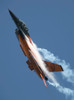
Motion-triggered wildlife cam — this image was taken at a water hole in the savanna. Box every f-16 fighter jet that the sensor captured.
[9,10,63,87]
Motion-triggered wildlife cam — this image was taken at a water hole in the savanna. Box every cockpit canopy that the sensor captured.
[18,20,30,36]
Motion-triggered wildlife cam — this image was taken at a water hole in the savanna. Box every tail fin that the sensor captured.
[44,61,63,72]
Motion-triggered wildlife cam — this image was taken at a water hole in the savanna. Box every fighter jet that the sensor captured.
[9,10,63,87]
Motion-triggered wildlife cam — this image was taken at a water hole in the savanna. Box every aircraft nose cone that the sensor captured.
[8,9,13,16]
[8,9,20,27]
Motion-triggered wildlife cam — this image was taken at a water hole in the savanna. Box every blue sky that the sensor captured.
[0,0,74,100]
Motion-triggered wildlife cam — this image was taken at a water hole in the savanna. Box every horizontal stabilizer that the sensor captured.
[44,61,63,72]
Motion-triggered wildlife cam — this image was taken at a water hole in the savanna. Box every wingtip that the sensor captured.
[60,65,64,71]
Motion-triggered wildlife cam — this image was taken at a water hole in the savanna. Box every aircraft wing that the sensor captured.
[44,61,63,72]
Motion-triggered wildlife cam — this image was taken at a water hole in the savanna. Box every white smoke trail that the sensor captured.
[38,48,74,99]
[38,48,74,84]
[47,81,74,98]
[25,35,74,99]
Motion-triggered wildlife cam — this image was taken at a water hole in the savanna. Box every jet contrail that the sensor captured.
[38,48,74,99]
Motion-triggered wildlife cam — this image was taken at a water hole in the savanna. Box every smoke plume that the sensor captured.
[38,48,74,84]
[25,35,74,99]
[38,48,74,99]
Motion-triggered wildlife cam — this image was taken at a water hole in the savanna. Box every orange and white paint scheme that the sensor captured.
[9,10,63,87]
